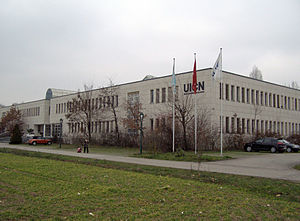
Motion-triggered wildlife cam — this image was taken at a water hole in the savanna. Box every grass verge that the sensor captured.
[132,151,232,162]
[295,164,300,170]
[0,147,300,220]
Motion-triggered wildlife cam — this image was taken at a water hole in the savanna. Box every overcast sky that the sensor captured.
[1,0,299,106]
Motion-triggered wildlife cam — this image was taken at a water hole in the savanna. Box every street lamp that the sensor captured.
[59,118,63,148]
[139,112,144,154]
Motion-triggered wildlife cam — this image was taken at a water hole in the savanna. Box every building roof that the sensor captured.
[45,88,76,100]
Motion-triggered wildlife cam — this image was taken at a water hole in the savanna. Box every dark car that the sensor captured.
[244,137,286,153]
[278,139,299,153]
[27,136,52,145]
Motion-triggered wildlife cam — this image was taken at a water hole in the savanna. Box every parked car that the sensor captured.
[244,137,286,153]
[278,139,299,153]
[27,136,52,145]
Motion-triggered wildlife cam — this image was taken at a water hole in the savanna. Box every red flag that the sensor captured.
[192,58,197,94]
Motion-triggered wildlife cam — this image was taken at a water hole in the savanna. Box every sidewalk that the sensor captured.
[1,143,300,182]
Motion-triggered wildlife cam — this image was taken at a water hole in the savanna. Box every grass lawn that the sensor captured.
[132,151,232,162]
[295,164,300,170]
[0,148,300,220]
[24,143,233,162]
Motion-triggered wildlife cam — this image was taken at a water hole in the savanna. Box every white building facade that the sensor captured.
[1,68,300,141]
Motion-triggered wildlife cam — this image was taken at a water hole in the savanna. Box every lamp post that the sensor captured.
[139,112,144,154]
[59,118,63,148]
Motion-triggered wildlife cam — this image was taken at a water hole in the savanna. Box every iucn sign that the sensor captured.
[183,81,205,95]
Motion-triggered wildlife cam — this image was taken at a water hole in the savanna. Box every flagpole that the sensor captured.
[194,53,197,154]
[172,58,175,153]
[220,48,223,156]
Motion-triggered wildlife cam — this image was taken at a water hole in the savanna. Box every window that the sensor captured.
[242,118,245,134]
[251,89,254,104]
[111,121,114,132]
[269,93,272,107]
[111,96,114,107]
[236,87,240,102]
[225,117,229,133]
[107,97,111,108]
[99,97,102,109]
[288,97,291,110]
[252,120,255,134]
[116,95,118,107]
[284,96,287,109]
[162,88,166,103]
[237,118,241,133]
[106,121,109,133]
[156,118,160,129]
[150,119,154,131]
[261,92,264,105]
[277,95,280,108]
[256,91,259,105]
[231,117,235,133]
[225,84,229,100]
[247,119,250,134]
[246,88,250,103]
[219,83,224,100]
[168,87,173,102]
[156,89,160,103]
[273,94,276,107]
[150,90,154,103]
[265,93,268,106]
[241,87,245,103]
[231,85,235,101]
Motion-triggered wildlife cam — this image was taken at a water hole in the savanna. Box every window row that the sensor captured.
[68,121,115,134]
[223,116,300,136]
[56,95,119,114]
[21,107,40,117]
[219,83,300,111]
[150,86,178,104]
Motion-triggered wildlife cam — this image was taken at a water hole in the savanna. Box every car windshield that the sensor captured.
[278,139,290,144]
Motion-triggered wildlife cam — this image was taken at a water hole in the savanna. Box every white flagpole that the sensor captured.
[220,48,223,156]
[194,53,197,154]
[172,58,175,153]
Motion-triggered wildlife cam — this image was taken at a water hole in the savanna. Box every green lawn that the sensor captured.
[295,164,300,170]
[132,151,232,162]
[0,148,299,220]
[24,143,233,162]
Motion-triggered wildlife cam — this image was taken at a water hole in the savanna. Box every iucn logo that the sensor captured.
[183,81,205,95]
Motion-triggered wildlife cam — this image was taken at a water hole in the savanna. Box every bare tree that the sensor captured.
[122,94,144,134]
[0,106,23,135]
[66,84,102,142]
[171,94,194,150]
[290,81,299,89]
[249,65,263,80]
[102,80,120,143]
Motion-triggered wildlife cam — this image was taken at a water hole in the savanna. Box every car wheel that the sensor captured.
[286,147,292,153]
[32,141,37,146]
[246,146,252,152]
[47,141,52,145]
[270,147,277,153]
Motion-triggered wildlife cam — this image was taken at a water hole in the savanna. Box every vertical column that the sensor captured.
[43,124,46,137]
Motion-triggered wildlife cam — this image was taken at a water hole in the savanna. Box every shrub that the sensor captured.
[10,124,22,144]
[286,134,300,145]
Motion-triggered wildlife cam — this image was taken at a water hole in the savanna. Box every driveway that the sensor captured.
[1,143,300,182]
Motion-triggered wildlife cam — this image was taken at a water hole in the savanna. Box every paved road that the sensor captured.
[1,143,300,182]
